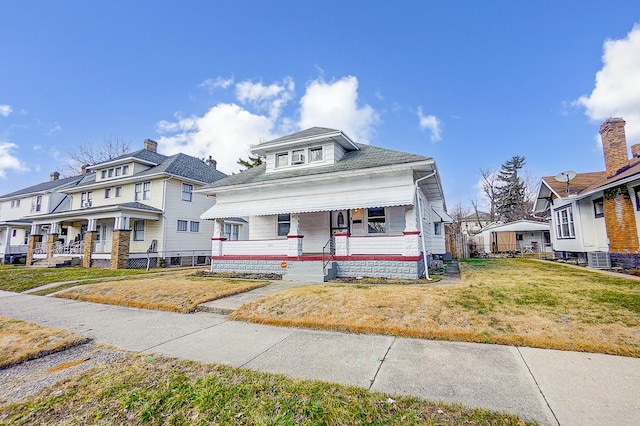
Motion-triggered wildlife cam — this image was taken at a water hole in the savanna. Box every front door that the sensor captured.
[95,223,113,253]
[330,210,350,235]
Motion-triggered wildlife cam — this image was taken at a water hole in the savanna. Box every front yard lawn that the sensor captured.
[0,352,533,425]
[55,275,269,313]
[0,316,89,368]
[0,265,153,293]
[230,258,640,357]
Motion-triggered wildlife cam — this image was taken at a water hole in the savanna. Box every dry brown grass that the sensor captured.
[230,259,640,357]
[0,316,89,368]
[55,274,269,313]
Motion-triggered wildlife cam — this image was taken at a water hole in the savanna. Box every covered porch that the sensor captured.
[0,220,31,264]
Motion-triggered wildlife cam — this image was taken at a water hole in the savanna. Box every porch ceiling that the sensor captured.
[201,184,416,218]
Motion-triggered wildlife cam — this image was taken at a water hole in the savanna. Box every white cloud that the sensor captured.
[47,122,61,136]
[156,75,380,173]
[298,76,379,144]
[0,105,12,117]
[199,76,234,93]
[0,142,28,178]
[236,77,295,120]
[157,103,274,175]
[417,107,442,142]
[576,23,640,142]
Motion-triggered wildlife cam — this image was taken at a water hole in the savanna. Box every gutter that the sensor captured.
[415,170,437,281]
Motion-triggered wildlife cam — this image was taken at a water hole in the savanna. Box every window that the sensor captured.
[115,167,121,176]
[367,207,386,234]
[33,195,42,212]
[309,147,323,162]
[224,223,240,240]
[105,188,111,199]
[593,198,604,218]
[10,199,20,208]
[555,205,575,239]
[133,220,145,241]
[108,168,114,177]
[276,153,288,168]
[101,170,107,179]
[135,183,142,200]
[177,220,188,232]
[434,222,442,235]
[277,214,290,236]
[115,186,122,197]
[122,165,129,175]
[12,229,17,237]
[182,183,193,202]
[143,182,151,200]
[190,221,200,233]
[80,191,92,208]
[292,149,305,164]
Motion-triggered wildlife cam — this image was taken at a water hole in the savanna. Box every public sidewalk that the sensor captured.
[1,290,639,425]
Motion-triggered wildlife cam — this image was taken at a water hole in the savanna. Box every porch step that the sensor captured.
[31,256,81,268]
[283,261,337,283]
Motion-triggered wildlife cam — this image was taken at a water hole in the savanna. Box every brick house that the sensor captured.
[533,118,640,268]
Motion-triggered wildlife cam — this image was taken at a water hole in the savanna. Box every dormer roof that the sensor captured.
[251,127,359,155]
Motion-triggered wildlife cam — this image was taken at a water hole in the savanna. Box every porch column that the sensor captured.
[287,214,303,257]
[83,231,97,268]
[26,234,43,266]
[3,226,12,260]
[46,232,59,258]
[334,232,349,256]
[211,219,226,258]
[110,230,131,269]
[403,206,421,257]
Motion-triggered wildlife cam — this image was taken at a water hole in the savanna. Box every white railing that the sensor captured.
[348,235,405,255]
[54,241,85,255]
[7,244,28,254]
[221,239,288,256]
[33,242,47,254]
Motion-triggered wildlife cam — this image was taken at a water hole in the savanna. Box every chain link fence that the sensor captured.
[127,250,211,269]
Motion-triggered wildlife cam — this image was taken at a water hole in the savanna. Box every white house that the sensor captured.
[0,172,84,264]
[533,118,640,268]
[25,139,227,268]
[199,127,451,280]
[474,220,551,254]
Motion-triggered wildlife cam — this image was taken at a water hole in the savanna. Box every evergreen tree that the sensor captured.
[494,155,528,222]
[237,155,264,170]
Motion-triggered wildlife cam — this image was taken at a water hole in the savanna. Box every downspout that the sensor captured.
[161,178,172,258]
[415,170,437,281]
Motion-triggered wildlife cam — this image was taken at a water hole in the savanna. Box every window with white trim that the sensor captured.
[276,153,288,168]
[80,191,92,208]
[10,199,20,208]
[224,223,240,240]
[134,183,142,200]
[115,186,122,197]
[277,214,290,236]
[555,205,575,239]
[177,220,188,232]
[105,188,111,199]
[182,183,193,202]
[143,182,151,200]
[367,207,386,234]
[434,222,442,235]
[190,221,200,233]
[593,198,604,218]
[309,147,323,162]
[133,220,145,241]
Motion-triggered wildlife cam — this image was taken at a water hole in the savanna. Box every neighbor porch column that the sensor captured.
[26,234,43,266]
[110,217,131,270]
[210,218,226,258]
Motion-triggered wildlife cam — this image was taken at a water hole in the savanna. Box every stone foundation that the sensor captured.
[610,253,640,270]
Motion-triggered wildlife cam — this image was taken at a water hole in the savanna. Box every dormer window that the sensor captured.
[309,147,323,162]
[101,170,107,179]
[276,153,289,168]
[291,149,305,164]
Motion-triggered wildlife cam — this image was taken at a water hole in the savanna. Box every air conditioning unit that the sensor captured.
[291,153,305,164]
[587,251,611,268]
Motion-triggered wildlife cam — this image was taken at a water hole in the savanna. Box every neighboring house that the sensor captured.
[474,220,551,254]
[25,139,226,268]
[533,117,640,268]
[460,211,497,235]
[0,172,84,264]
[198,127,451,280]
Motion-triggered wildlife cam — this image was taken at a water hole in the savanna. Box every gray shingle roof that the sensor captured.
[263,127,340,145]
[200,143,432,190]
[95,149,168,166]
[0,175,85,199]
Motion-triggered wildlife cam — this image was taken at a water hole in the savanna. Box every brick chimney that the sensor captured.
[206,155,217,169]
[599,117,628,177]
[144,139,158,153]
[50,171,60,181]
[631,144,640,158]
[81,164,89,175]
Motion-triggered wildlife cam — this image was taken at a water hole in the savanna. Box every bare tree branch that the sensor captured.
[62,136,131,176]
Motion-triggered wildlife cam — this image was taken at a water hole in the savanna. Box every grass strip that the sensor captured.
[0,316,89,368]
[0,352,534,425]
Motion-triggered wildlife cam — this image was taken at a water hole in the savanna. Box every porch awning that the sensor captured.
[201,184,416,219]
[431,206,453,223]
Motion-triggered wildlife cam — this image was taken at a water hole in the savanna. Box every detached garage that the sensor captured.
[475,220,551,254]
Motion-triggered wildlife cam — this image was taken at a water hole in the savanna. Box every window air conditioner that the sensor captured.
[291,153,305,164]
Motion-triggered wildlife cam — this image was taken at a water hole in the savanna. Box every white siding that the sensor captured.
[299,211,330,253]
[250,215,278,239]
[162,180,214,252]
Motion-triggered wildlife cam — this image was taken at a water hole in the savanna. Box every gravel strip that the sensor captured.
[0,343,126,405]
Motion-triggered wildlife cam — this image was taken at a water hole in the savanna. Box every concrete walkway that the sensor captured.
[1,290,639,425]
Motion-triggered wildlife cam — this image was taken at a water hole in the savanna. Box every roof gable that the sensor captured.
[0,174,84,199]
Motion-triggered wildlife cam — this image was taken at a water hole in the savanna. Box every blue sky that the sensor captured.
[1,1,639,210]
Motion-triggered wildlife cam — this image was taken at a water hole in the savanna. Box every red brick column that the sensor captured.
[603,187,639,253]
